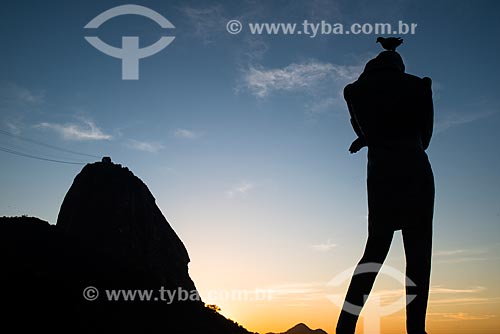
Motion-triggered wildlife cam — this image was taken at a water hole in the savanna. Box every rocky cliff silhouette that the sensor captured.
[57,158,195,291]
[0,159,254,334]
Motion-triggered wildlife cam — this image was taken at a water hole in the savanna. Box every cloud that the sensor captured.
[430,297,495,306]
[305,97,341,117]
[434,249,470,257]
[428,285,497,306]
[268,282,325,301]
[180,4,269,62]
[0,82,45,106]
[36,119,112,141]
[4,122,21,135]
[306,0,343,21]
[428,312,497,321]
[226,181,255,198]
[311,240,337,252]
[262,280,498,308]
[238,35,270,65]
[126,139,164,153]
[174,128,202,139]
[180,5,228,44]
[434,247,490,264]
[241,61,361,98]
[435,109,498,133]
[431,286,486,294]
[338,285,494,309]
[436,257,488,264]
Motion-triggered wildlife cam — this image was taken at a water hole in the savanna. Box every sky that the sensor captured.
[1,0,500,333]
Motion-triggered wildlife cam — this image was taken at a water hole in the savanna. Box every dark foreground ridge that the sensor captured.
[0,159,254,334]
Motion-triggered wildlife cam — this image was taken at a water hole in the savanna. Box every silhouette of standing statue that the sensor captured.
[337,39,435,334]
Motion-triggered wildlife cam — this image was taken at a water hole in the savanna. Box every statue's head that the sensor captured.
[364,51,405,74]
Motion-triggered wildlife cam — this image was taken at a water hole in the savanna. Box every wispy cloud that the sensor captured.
[174,128,202,139]
[429,285,498,307]
[126,139,164,153]
[435,109,498,133]
[436,257,489,264]
[0,82,45,106]
[238,35,269,65]
[329,285,494,309]
[431,286,486,295]
[261,280,499,310]
[430,297,497,306]
[434,249,470,257]
[226,181,255,198]
[238,59,366,119]
[241,61,361,98]
[311,240,337,252]
[305,97,341,117]
[268,282,325,301]
[434,247,490,264]
[428,312,497,321]
[35,119,112,141]
[180,4,269,63]
[4,122,21,135]
[180,5,228,44]
[306,0,343,21]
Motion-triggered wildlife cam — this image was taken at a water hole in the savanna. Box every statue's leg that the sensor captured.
[336,228,394,334]
[403,222,433,334]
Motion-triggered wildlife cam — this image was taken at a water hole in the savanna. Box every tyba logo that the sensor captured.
[84,4,175,80]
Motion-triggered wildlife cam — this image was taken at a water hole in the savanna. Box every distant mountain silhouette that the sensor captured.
[267,323,328,334]
[0,159,254,334]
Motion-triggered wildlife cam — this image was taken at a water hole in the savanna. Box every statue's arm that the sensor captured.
[344,84,364,138]
[421,77,434,150]
[344,84,367,153]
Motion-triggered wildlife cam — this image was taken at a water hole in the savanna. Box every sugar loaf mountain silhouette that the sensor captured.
[0,158,327,334]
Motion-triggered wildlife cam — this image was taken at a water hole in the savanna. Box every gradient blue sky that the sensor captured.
[1,1,499,333]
